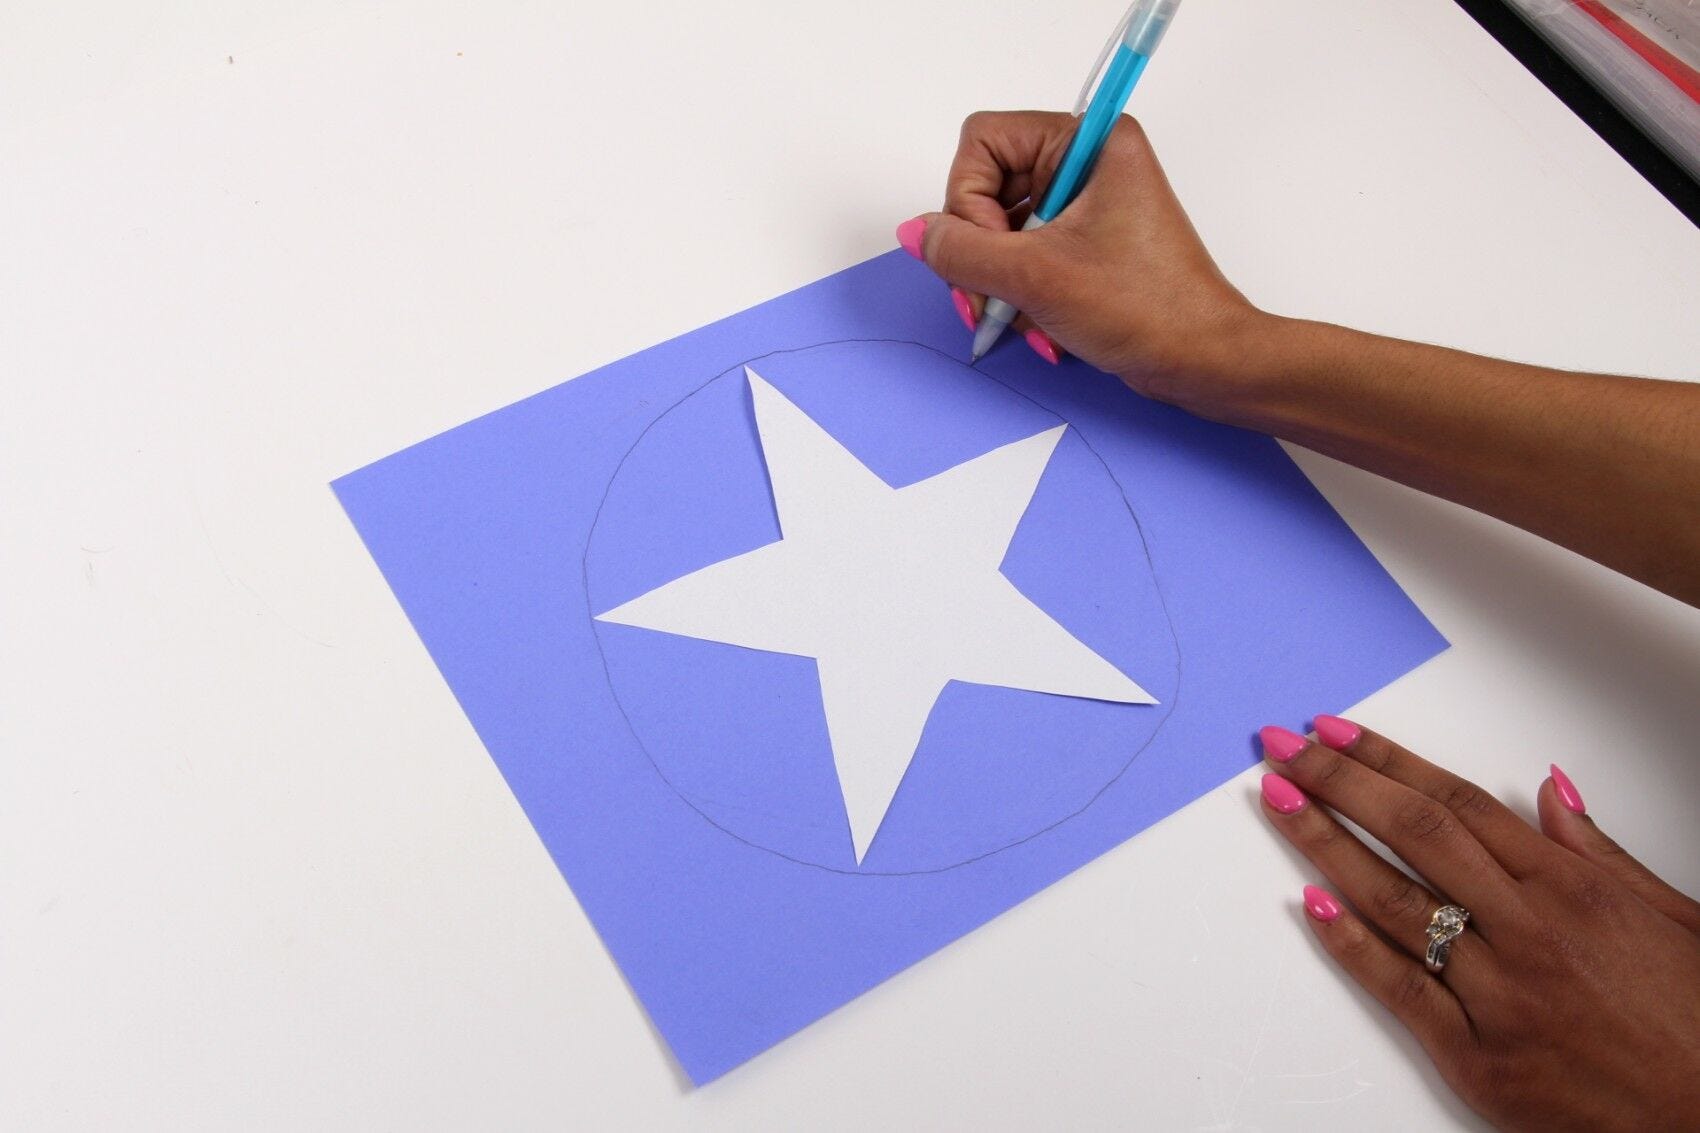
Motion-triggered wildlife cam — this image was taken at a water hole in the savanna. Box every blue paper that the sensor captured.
[333,251,1447,1084]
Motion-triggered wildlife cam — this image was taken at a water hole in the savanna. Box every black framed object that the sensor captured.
[1452,0,1700,227]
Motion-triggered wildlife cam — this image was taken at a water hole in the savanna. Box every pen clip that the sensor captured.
[1071,0,1143,115]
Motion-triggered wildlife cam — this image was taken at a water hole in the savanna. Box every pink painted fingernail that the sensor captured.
[950,287,976,331]
[1303,885,1343,923]
[1261,773,1307,815]
[896,216,927,259]
[1550,763,1585,815]
[1259,725,1307,763]
[1313,714,1361,750]
[1024,328,1060,365]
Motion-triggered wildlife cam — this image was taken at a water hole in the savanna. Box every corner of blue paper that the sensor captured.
[331,250,1448,1085]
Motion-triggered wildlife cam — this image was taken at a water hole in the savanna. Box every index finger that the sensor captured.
[944,110,1080,232]
[1261,727,1519,917]
[1315,717,1550,879]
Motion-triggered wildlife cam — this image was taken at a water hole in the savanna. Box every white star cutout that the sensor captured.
[597,367,1155,864]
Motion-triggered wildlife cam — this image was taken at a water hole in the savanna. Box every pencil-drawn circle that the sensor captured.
[583,340,1180,875]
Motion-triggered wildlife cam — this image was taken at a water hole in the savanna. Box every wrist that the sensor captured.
[1214,315,1344,432]
[1129,308,1324,429]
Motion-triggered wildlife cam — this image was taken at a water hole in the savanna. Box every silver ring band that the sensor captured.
[1424,904,1470,972]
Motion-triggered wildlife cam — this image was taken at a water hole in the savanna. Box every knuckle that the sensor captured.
[1331,922,1375,965]
[1306,748,1347,786]
[1391,968,1435,1012]
[1525,913,1587,972]
[1113,113,1148,142]
[959,110,994,138]
[1356,737,1397,774]
[940,181,976,213]
[1437,778,1495,821]
[1520,872,1619,970]
[1103,115,1151,162]
[1372,873,1430,921]
[1568,868,1622,917]
[924,231,951,271]
[1498,1049,1538,1084]
[1298,815,1343,855]
[1453,1047,1524,1111]
[1392,797,1457,844]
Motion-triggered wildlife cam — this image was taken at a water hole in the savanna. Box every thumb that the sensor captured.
[1539,765,1700,936]
[913,212,1047,311]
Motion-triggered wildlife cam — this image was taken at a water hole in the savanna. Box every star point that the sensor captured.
[597,367,1154,864]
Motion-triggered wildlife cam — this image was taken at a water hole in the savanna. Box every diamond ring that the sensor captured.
[1424,904,1470,973]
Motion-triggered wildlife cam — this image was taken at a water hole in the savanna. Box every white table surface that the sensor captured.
[6,2,1700,1129]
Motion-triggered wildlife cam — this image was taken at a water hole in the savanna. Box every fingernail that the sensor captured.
[896,216,927,260]
[1313,714,1361,751]
[1550,763,1586,815]
[1024,328,1060,365]
[1259,725,1307,764]
[1303,884,1343,923]
[950,287,976,331]
[1261,773,1307,814]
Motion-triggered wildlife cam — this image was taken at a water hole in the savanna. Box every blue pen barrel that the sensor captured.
[970,0,1180,360]
[1036,46,1150,222]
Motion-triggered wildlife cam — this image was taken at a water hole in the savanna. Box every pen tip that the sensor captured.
[969,347,985,363]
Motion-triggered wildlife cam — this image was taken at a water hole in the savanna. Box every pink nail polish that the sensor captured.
[950,287,976,331]
[1259,725,1307,763]
[1261,773,1307,814]
[1303,885,1343,923]
[1313,714,1361,751]
[1023,328,1060,365]
[1550,764,1586,815]
[896,216,927,260]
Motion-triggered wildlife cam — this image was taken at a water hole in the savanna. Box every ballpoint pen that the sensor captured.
[971,0,1183,361]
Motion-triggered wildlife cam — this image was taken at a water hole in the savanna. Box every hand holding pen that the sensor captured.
[895,111,1255,421]
[897,0,1187,362]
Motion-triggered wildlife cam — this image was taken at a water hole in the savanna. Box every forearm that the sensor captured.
[1207,317,1700,606]
[909,111,1700,603]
